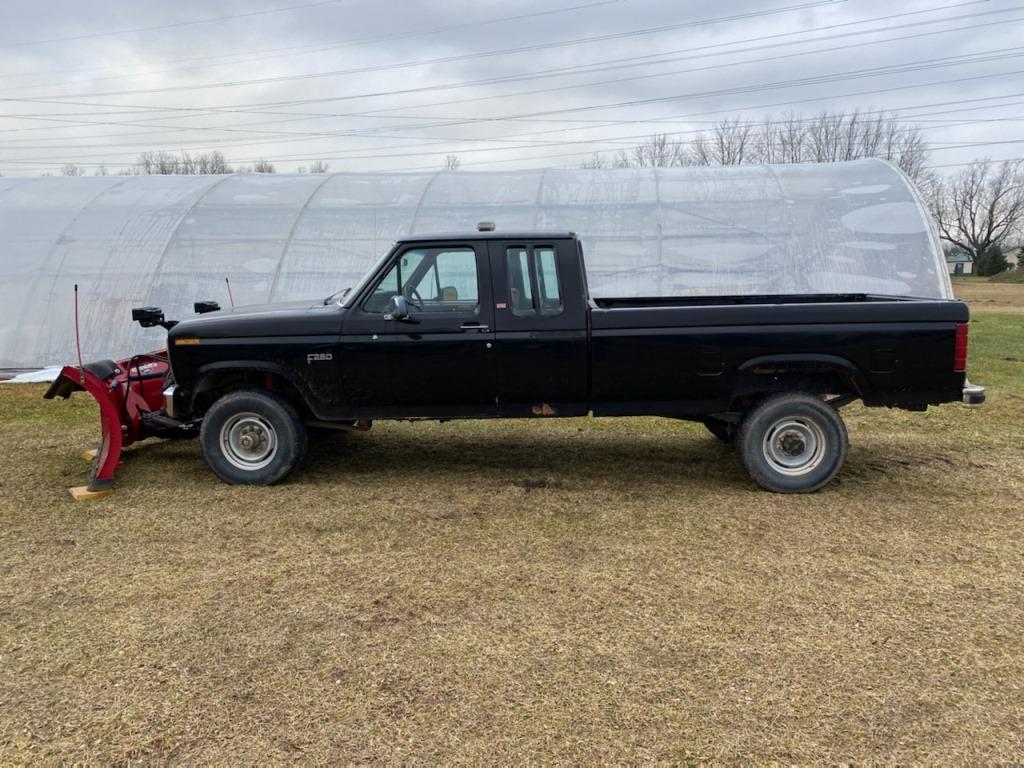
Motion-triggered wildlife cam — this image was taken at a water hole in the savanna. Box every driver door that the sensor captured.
[339,242,497,418]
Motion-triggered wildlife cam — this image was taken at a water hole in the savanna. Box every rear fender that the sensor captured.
[731,354,867,406]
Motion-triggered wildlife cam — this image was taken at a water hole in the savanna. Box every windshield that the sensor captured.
[336,246,396,307]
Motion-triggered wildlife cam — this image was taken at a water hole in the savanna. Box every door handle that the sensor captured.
[460,322,489,331]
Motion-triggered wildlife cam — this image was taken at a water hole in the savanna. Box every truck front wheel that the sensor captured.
[199,390,307,485]
[737,392,847,493]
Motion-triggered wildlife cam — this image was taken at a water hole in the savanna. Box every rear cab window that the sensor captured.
[506,245,563,318]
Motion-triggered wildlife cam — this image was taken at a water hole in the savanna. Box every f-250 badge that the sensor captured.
[306,352,333,364]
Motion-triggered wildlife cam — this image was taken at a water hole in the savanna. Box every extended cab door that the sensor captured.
[487,238,589,417]
[339,242,497,418]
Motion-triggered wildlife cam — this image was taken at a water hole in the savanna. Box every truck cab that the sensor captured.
[335,232,589,419]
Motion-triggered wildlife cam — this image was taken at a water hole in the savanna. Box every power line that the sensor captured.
[342,46,1024,124]
[0,0,345,49]
[5,33,1024,170]
[384,139,1024,175]
[23,2,995,110]
[5,63,1024,171]
[0,0,627,83]
[0,7,1015,151]
[6,100,1024,169]
[6,96,1024,165]
[0,0,993,140]
[927,156,1024,169]
[37,43,1000,147]
[12,0,844,101]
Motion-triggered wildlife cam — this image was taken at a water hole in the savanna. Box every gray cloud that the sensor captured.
[0,0,1021,175]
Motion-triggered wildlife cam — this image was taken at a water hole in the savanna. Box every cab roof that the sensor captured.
[395,231,577,243]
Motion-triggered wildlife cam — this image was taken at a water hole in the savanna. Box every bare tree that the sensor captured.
[802,109,930,182]
[298,159,330,174]
[197,151,232,175]
[612,110,929,181]
[929,159,1024,261]
[61,163,84,177]
[94,163,109,176]
[580,151,608,170]
[238,159,276,174]
[444,154,461,171]
[757,112,808,165]
[134,150,234,175]
[691,118,755,166]
[611,149,633,169]
[631,134,686,167]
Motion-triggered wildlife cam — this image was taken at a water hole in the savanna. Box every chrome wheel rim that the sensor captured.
[220,412,278,471]
[762,416,826,476]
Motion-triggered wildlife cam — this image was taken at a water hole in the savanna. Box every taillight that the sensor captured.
[954,322,969,372]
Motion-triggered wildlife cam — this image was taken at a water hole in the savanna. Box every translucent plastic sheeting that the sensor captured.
[0,159,950,369]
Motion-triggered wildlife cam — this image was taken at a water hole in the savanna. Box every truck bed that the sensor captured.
[590,294,967,330]
[587,294,968,415]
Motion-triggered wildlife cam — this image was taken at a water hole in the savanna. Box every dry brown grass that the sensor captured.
[1,291,1023,762]
[953,277,1024,314]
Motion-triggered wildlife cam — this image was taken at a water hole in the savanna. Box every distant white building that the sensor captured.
[1007,245,1024,270]
[946,251,975,276]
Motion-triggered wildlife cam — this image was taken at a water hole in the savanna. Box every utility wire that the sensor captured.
[7,83,1024,169]
[0,0,992,139]
[0,0,626,83]
[0,0,626,87]
[31,3,1007,112]
[0,7,1015,149]
[13,0,844,101]
[4,111,1020,167]
[4,64,1024,169]
[0,0,345,49]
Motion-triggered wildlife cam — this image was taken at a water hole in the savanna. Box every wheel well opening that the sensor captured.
[191,369,312,419]
[729,365,861,413]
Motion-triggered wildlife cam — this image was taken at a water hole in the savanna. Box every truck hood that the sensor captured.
[169,299,345,339]
[209,299,323,317]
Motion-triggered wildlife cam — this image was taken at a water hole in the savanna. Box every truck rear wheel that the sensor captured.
[737,392,847,493]
[200,389,307,485]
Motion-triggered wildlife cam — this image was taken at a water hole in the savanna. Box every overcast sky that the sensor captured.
[0,0,1021,175]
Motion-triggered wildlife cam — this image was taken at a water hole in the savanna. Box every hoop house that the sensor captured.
[0,159,948,370]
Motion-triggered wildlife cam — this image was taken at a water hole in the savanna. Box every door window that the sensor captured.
[506,245,563,317]
[364,247,478,314]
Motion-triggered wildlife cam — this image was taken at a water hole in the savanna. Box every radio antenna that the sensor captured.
[225,277,235,310]
[73,284,85,384]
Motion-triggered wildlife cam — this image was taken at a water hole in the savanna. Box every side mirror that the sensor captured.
[384,294,409,321]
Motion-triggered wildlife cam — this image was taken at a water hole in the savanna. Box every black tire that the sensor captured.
[199,389,307,485]
[736,392,848,493]
[702,417,736,443]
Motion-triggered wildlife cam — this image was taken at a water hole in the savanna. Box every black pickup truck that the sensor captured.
[148,229,982,493]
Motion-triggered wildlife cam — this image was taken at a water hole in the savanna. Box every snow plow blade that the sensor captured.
[44,353,175,492]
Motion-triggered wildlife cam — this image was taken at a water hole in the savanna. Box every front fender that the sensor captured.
[188,360,328,419]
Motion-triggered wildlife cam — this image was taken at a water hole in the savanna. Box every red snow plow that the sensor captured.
[43,351,196,493]
[43,305,202,495]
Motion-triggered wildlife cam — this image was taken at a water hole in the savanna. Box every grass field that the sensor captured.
[1,283,1022,763]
